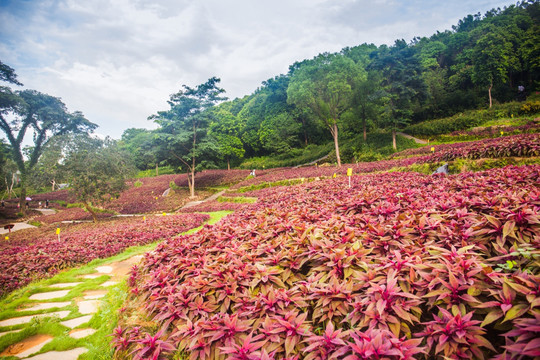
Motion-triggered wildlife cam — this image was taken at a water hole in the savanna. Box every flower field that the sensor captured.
[390,133,540,160]
[230,133,540,191]
[0,213,209,297]
[118,165,540,359]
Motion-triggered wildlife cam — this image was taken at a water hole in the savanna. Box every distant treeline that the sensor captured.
[121,1,539,170]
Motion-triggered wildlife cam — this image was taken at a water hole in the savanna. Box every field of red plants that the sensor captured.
[390,133,540,160]
[0,213,209,297]
[117,165,540,359]
[230,133,540,190]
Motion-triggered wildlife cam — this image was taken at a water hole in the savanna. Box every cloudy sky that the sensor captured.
[1,0,512,139]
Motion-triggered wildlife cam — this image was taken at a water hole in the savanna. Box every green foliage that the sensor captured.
[63,137,136,221]
[216,196,257,203]
[239,143,333,169]
[405,101,540,137]
[288,53,366,166]
[135,166,176,178]
[134,180,143,188]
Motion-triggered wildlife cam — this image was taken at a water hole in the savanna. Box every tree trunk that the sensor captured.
[227,157,230,171]
[189,170,195,198]
[51,179,56,192]
[331,122,341,168]
[156,163,159,176]
[488,81,493,108]
[362,108,367,142]
[84,202,98,223]
[18,175,26,216]
[392,129,397,151]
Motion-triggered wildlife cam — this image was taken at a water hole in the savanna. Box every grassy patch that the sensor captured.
[216,196,257,204]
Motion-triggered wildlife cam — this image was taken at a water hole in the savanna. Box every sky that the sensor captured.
[0,0,513,139]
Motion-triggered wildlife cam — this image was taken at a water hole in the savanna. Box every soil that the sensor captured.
[0,334,53,356]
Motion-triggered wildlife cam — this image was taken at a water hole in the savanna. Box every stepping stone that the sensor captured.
[77,300,100,315]
[25,347,87,360]
[29,290,70,301]
[82,290,107,300]
[49,282,82,288]
[0,334,53,358]
[100,280,118,287]
[60,315,92,329]
[79,274,101,279]
[17,302,71,312]
[83,294,105,300]
[95,266,113,274]
[0,311,70,327]
[68,328,96,339]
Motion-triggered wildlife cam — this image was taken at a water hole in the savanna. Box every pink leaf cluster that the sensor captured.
[0,213,209,296]
[120,165,540,359]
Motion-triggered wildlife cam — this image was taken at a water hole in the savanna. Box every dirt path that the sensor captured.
[397,132,428,144]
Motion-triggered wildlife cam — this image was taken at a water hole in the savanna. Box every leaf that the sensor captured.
[502,221,515,240]
[502,304,529,323]
[481,309,504,327]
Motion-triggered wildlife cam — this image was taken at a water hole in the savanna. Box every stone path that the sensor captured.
[0,208,57,235]
[182,190,226,209]
[0,255,144,359]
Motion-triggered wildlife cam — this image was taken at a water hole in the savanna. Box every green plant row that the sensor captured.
[405,101,540,137]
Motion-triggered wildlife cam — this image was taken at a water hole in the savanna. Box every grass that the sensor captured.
[0,211,232,360]
[216,196,257,203]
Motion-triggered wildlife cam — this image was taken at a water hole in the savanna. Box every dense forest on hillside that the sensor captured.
[1,1,539,204]
[119,1,539,170]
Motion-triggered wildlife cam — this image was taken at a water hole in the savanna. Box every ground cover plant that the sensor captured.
[229,133,540,191]
[118,165,540,359]
[0,213,209,297]
[33,207,115,224]
[389,133,540,160]
[435,119,540,143]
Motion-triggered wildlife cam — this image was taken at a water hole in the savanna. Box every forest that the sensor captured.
[0,1,539,203]
[118,1,539,171]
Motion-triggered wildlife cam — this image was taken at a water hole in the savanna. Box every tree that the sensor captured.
[471,25,516,107]
[0,61,22,86]
[370,41,426,150]
[287,53,365,167]
[209,105,245,170]
[63,137,135,222]
[119,128,164,173]
[0,62,97,213]
[28,135,71,192]
[150,77,226,197]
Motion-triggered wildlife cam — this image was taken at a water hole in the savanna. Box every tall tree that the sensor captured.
[209,105,245,170]
[63,137,135,222]
[287,53,365,167]
[0,63,97,212]
[471,25,517,107]
[370,41,426,150]
[149,77,226,197]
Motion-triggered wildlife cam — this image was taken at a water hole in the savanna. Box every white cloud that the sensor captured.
[0,0,515,138]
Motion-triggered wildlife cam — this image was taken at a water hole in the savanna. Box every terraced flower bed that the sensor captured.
[0,213,209,297]
[390,133,540,160]
[118,165,540,359]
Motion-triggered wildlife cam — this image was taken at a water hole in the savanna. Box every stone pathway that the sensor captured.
[0,255,145,359]
[182,190,226,209]
[0,208,57,235]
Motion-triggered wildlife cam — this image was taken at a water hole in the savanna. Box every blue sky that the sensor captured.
[0,0,512,139]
